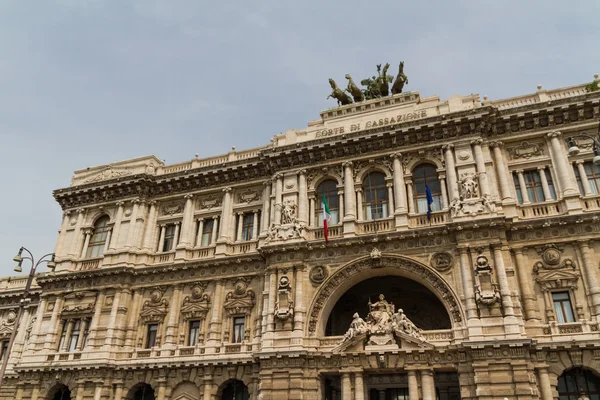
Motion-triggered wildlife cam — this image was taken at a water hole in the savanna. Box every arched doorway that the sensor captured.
[220,380,249,400]
[326,276,452,336]
[557,368,600,400]
[127,383,155,400]
[48,384,71,400]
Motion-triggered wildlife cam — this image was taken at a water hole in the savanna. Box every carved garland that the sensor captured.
[307,256,463,335]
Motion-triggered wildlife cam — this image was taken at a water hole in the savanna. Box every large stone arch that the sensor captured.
[307,254,464,336]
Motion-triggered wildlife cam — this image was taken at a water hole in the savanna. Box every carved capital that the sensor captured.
[184,194,194,200]
[438,174,446,180]
[131,198,140,204]
[76,208,85,214]
[263,180,272,187]
[297,169,307,176]
[489,141,504,148]
[442,144,454,151]
[390,152,402,160]
[115,201,125,207]
[536,166,546,171]
[222,187,232,193]
[547,131,562,138]
[148,200,157,206]
[575,159,585,166]
[515,169,524,174]
[63,210,71,217]
[342,161,353,168]
[470,138,483,146]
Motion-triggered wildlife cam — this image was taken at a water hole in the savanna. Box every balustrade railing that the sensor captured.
[152,251,175,264]
[357,218,394,234]
[231,241,258,254]
[79,257,102,271]
[408,212,448,228]
[518,200,566,219]
[193,247,215,259]
[307,225,343,241]
[581,196,600,211]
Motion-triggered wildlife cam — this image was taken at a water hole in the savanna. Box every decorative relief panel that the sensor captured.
[430,252,453,272]
[223,277,256,317]
[309,265,328,284]
[507,141,544,160]
[473,254,501,307]
[274,274,294,322]
[61,291,97,316]
[180,283,211,321]
[161,201,184,216]
[198,194,222,210]
[83,166,133,184]
[0,309,17,340]
[236,188,261,204]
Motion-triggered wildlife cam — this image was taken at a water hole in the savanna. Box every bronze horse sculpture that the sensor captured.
[345,74,364,102]
[327,78,353,106]
[378,63,393,97]
[391,61,408,95]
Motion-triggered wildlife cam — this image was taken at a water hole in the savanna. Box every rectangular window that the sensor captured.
[232,317,245,343]
[162,224,176,252]
[0,340,8,361]
[574,162,600,195]
[513,169,556,204]
[200,219,214,247]
[68,319,82,351]
[553,291,576,323]
[241,213,254,241]
[188,320,200,346]
[146,324,159,348]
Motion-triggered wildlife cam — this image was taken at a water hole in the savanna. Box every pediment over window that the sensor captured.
[181,283,211,321]
[535,268,579,291]
[223,278,255,317]
[140,287,170,323]
[0,324,13,340]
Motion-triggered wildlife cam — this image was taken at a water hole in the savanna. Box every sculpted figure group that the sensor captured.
[328,62,409,106]
[342,294,425,343]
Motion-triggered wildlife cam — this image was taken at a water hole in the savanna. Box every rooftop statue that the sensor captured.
[377,63,393,97]
[344,74,364,102]
[391,61,408,95]
[327,78,353,106]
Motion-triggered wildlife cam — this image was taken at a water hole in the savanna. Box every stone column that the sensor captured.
[406,179,415,214]
[164,285,183,346]
[293,266,305,333]
[86,290,105,348]
[274,174,283,225]
[113,382,124,400]
[104,290,122,348]
[69,208,85,256]
[439,174,449,210]
[109,202,124,250]
[298,170,308,223]
[548,131,579,196]
[236,213,244,242]
[490,141,513,201]
[538,367,554,400]
[61,319,74,351]
[421,370,434,400]
[156,379,166,400]
[75,318,89,350]
[492,244,515,317]
[79,229,92,258]
[442,144,459,202]
[458,247,477,321]
[408,370,419,400]
[203,377,213,400]
[378,390,385,400]
[177,194,195,247]
[207,280,224,343]
[218,188,233,241]
[12,305,31,356]
[156,224,166,252]
[512,247,540,322]
[343,162,356,220]
[356,188,363,221]
[14,385,23,400]
[210,217,219,244]
[386,183,395,216]
[308,195,315,227]
[576,160,593,196]
[471,139,491,197]
[93,383,103,400]
[31,387,40,400]
[28,296,47,350]
[341,372,352,400]
[538,167,554,201]
[338,192,345,220]
[267,270,277,332]
[354,372,364,400]
[391,153,407,213]
[196,218,204,247]
[252,211,259,240]
[44,296,63,351]
[173,222,181,248]
[515,170,530,204]
[577,240,600,318]
[75,383,85,400]
[55,211,71,257]
[125,199,140,248]
[124,290,142,348]
[260,181,272,235]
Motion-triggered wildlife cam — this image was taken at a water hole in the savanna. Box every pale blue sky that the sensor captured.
[0,0,598,276]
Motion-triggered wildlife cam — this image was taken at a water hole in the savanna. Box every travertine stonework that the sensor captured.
[2,78,600,400]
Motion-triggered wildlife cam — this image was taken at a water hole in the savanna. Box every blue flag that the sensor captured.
[425,184,434,221]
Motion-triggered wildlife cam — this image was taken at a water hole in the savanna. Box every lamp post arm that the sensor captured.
[569,133,600,150]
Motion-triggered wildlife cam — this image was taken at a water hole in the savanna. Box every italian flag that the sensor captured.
[321,193,332,243]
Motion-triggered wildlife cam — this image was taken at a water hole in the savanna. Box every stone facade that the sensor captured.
[2,78,600,400]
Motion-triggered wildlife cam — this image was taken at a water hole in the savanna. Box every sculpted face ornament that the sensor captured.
[309,266,328,284]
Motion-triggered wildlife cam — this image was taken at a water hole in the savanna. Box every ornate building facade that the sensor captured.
[2,77,600,400]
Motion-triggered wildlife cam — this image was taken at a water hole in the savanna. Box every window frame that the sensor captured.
[232,316,245,344]
[146,323,159,348]
[241,213,254,241]
[162,224,177,252]
[200,218,214,247]
[315,179,340,226]
[67,319,82,352]
[552,291,576,323]
[188,320,201,346]
[0,340,8,361]
[412,163,443,213]
[362,171,389,221]
[85,216,111,258]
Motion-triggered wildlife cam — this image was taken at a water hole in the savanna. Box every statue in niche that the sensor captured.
[460,173,479,200]
[280,199,297,225]
[327,78,353,106]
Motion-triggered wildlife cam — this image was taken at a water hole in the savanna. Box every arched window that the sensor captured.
[85,216,110,258]
[362,171,388,220]
[221,380,249,400]
[413,164,443,213]
[128,383,155,400]
[557,368,600,400]
[316,180,339,226]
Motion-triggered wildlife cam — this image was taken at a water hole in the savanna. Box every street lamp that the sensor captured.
[567,133,600,166]
[0,247,55,387]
